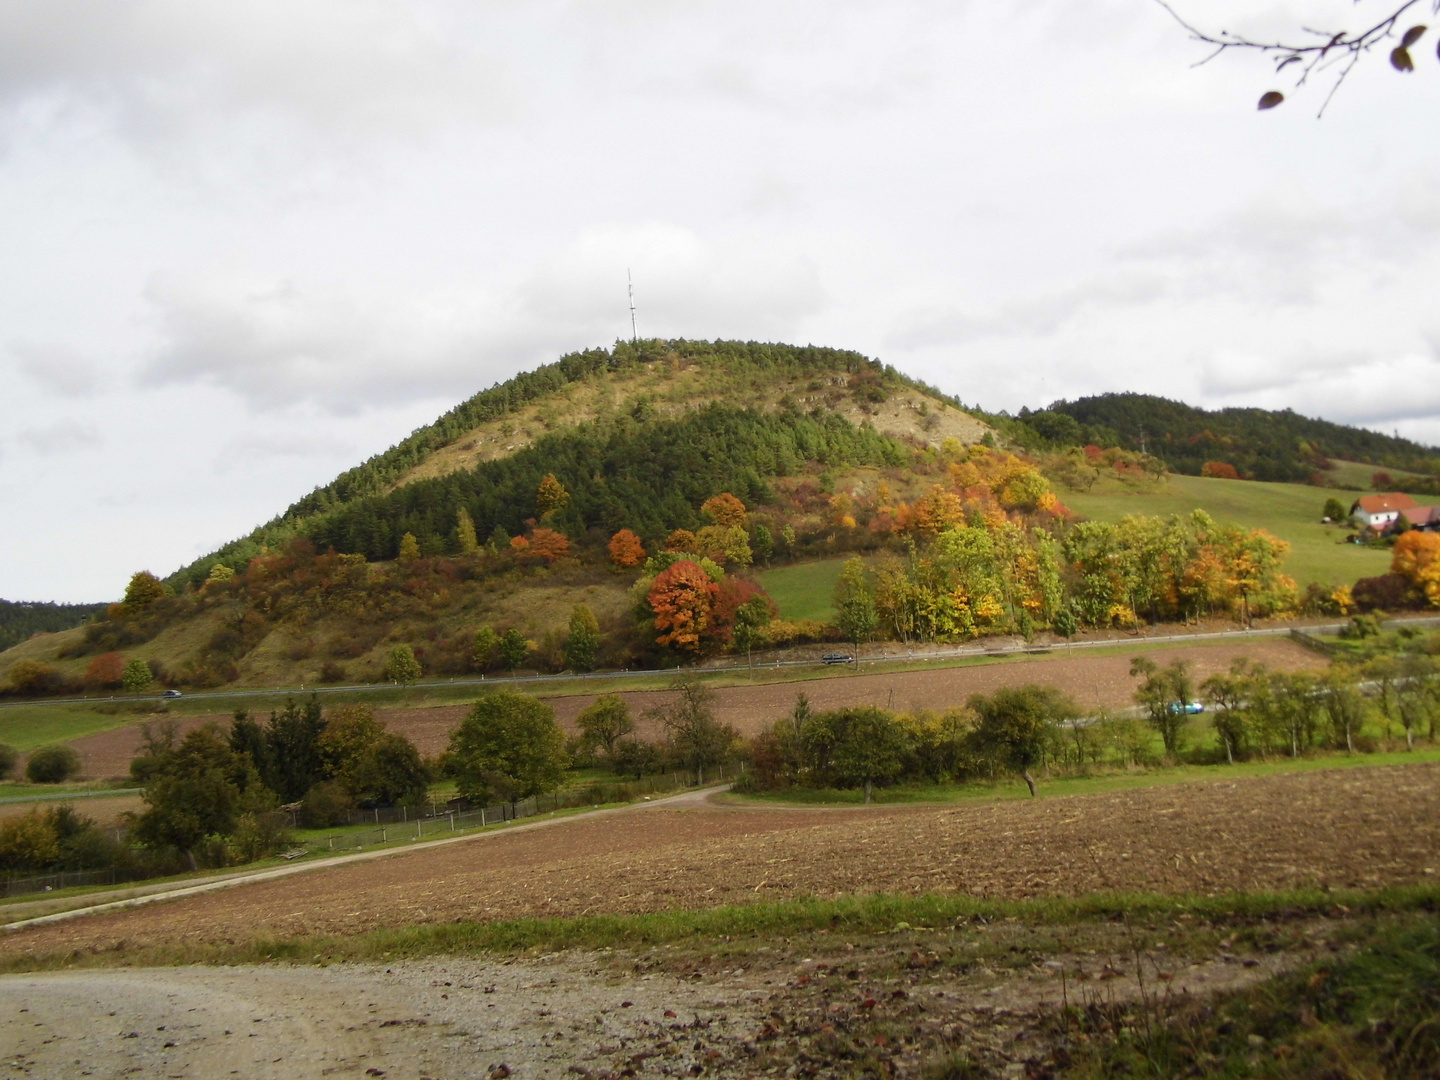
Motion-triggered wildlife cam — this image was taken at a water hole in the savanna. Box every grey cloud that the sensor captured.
[889,272,1166,349]
[140,224,826,412]
[890,178,1440,352]
[17,419,101,455]
[0,0,518,145]
[12,341,100,397]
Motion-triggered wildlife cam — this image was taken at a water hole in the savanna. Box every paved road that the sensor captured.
[8,615,1438,711]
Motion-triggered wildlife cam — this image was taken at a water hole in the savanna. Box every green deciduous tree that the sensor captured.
[385,644,422,685]
[803,706,905,803]
[448,690,569,806]
[575,693,635,758]
[833,556,877,655]
[650,679,736,784]
[131,723,272,869]
[121,658,153,693]
[498,628,530,672]
[564,605,601,672]
[1130,656,1194,757]
[472,627,499,671]
[731,595,772,668]
[967,685,1075,796]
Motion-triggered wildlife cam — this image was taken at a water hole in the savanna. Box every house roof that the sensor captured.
[1400,505,1440,525]
[1352,493,1418,515]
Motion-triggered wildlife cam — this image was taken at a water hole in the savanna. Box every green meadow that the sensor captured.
[1063,473,1392,587]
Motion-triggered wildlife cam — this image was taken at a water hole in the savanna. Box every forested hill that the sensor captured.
[166,339,971,588]
[0,600,108,652]
[309,404,909,562]
[278,339,941,524]
[1031,393,1440,484]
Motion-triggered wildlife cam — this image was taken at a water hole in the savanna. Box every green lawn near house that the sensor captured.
[1063,473,1393,587]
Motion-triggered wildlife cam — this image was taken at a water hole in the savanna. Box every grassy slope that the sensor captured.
[0,703,149,752]
[1064,473,1392,586]
[757,558,850,622]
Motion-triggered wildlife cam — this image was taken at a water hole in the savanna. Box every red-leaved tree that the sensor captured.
[84,652,125,689]
[648,560,719,652]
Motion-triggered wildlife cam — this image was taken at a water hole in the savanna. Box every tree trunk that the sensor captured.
[864,776,873,805]
[1223,737,1233,766]
[1020,769,1037,797]
[185,848,198,872]
[1406,727,1414,751]
[1345,727,1354,755]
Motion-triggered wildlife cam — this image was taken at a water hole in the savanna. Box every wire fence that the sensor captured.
[314,767,728,853]
[1,867,126,899]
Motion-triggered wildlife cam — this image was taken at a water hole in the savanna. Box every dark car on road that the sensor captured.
[821,653,855,665]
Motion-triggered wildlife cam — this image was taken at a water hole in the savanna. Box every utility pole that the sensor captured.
[627,269,638,343]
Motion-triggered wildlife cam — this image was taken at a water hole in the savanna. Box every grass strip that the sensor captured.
[7,884,1439,974]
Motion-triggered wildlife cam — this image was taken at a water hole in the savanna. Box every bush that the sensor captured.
[6,659,66,696]
[0,743,17,778]
[299,781,355,828]
[228,812,294,863]
[25,744,82,783]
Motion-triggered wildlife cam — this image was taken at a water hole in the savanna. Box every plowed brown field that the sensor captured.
[64,637,1323,778]
[6,762,1436,960]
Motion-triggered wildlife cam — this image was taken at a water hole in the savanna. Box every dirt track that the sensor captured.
[5,762,1436,960]
[63,638,1323,778]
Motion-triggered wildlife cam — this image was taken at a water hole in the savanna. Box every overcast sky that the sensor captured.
[2,0,1438,602]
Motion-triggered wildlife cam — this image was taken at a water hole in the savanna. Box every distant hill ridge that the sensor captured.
[0,600,109,651]
[1018,392,1440,485]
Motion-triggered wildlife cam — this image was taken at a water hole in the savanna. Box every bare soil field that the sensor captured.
[5,762,1435,961]
[63,637,1324,776]
[0,793,140,827]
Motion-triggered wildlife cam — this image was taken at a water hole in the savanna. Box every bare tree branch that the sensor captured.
[1154,0,1438,115]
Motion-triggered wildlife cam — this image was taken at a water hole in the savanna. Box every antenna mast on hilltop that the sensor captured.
[627,269,638,343]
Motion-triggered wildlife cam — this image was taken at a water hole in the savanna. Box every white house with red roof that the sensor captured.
[1351,493,1440,531]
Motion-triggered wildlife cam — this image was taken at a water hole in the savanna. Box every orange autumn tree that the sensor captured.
[648,560,719,652]
[701,492,748,529]
[608,528,646,569]
[1392,530,1440,607]
[665,529,697,553]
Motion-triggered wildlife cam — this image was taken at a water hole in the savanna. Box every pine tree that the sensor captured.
[397,532,421,561]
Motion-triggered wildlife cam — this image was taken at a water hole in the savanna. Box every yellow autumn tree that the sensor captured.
[536,474,570,518]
